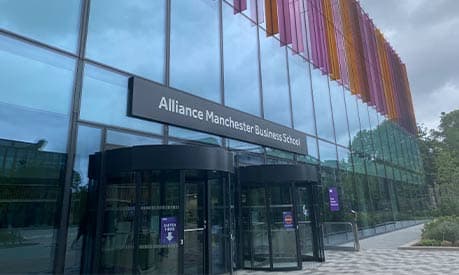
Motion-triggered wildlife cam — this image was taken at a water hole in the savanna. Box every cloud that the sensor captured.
[359,0,459,130]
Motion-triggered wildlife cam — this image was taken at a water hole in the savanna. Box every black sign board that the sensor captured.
[128,77,307,154]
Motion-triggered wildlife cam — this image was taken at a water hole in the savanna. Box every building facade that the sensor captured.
[0,0,429,274]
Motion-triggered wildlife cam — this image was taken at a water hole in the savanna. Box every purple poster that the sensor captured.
[160,217,178,245]
[329,187,340,212]
[283,211,294,229]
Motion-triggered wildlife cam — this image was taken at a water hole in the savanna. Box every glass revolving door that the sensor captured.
[239,164,321,271]
[82,145,234,275]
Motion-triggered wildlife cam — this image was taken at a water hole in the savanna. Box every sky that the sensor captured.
[359,0,459,130]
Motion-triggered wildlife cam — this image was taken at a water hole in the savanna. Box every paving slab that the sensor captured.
[237,224,459,275]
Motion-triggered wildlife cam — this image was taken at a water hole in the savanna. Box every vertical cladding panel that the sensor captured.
[386,45,399,121]
[358,9,374,106]
[252,0,265,24]
[376,30,395,120]
[401,64,416,133]
[289,0,305,54]
[348,0,370,103]
[265,0,279,36]
[277,0,292,45]
[340,0,358,96]
[367,16,386,115]
[230,0,417,133]
[331,0,348,86]
[234,0,248,13]
[317,0,329,73]
[306,0,318,66]
[323,0,340,80]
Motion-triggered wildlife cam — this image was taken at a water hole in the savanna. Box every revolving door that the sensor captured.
[82,145,235,275]
[239,165,323,271]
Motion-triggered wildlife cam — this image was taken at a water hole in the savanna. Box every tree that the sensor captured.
[418,109,459,215]
[436,110,459,155]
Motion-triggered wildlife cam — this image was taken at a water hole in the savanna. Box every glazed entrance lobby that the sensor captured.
[83,145,323,274]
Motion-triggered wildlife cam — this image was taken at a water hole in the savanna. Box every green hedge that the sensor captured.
[421,216,459,246]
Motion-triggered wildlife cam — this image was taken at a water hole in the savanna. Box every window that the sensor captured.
[0,35,75,273]
[86,0,166,82]
[65,125,102,273]
[0,0,81,52]
[80,64,163,135]
[259,31,291,127]
[329,80,350,146]
[223,3,261,116]
[170,0,220,102]
[288,50,315,135]
[312,69,334,142]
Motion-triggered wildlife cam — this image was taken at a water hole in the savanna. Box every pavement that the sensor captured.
[237,224,459,275]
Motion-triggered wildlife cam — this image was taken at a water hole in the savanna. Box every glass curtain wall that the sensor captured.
[0,35,75,273]
[0,0,429,272]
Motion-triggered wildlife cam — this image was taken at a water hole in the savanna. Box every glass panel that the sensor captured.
[184,171,206,275]
[259,32,291,127]
[100,173,135,274]
[312,70,334,141]
[170,0,220,102]
[357,100,374,157]
[223,3,260,116]
[137,171,180,274]
[269,186,298,268]
[209,172,231,274]
[227,139,263,153]
[345,89,361,147]
[318,140,337,168]
[307,137,319,163]
[0,0,81,52]
[169,127,221,146]
[86,0,166,82]
[0,35,75,273]
[106,130,161,148]
[296,187,314,258]
[329,80,350,146]
[80,64,163,135]
[288,50,315,135]
[65,125,102,273]
[242,187,269,269]
[337,146,352,172]
[369,107,384,161]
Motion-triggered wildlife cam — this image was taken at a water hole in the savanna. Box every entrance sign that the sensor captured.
[129,77,308,154]
[160,216,178,245]
[283,211,294,228]
[328,187,340,212]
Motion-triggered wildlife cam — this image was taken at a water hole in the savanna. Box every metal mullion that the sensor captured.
[300,0,320,160]
[290,182,302,269]
[53,0,91,272]
[265,185,274,270]
[206,172,211,275]
[227,173,234,274]
[285,48,295,130]
[178,170,185,275]
[255,17,264,119]
[163,0,172,145]
[326,79,339,148]
[218,0,227,149]
[133,171,142,273]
